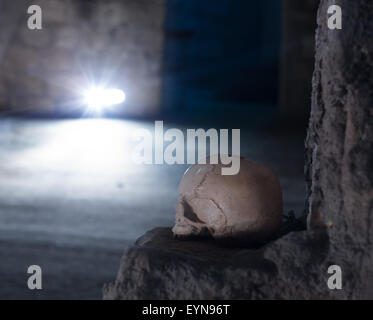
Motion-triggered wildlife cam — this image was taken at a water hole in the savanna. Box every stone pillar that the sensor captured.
[306,0,373,298]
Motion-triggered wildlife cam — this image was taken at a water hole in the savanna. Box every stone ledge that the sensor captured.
[103,227,346,300]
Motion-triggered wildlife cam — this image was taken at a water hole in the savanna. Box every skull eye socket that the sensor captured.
[182,199,205,224]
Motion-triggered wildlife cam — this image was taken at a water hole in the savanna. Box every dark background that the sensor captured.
[162,0,281,109]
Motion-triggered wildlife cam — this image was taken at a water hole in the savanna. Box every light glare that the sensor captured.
[84,87,126,110]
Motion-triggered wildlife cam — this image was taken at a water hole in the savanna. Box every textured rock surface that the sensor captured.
[103,227,345,300]
[305,0,373,298]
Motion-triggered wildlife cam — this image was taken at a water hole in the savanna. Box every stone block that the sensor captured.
[103,227,345,300]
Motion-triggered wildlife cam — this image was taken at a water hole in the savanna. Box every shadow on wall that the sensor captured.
[162,0,282,111]
[279,0,319,120]
[161,0,318,124]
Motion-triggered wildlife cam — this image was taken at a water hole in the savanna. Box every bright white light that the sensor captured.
[20,119,141,174]
[84,87,126,110]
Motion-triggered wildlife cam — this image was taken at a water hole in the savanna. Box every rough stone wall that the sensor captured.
[280,0,319,119]
[306,0,373,298]
[0,0,165,116]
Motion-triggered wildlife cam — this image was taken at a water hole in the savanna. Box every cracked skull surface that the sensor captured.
[172,157,283,244]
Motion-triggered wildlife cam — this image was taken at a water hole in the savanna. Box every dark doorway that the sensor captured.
[162,0,282,111]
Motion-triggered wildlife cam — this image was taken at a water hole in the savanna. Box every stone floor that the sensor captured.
[0,114,306,299]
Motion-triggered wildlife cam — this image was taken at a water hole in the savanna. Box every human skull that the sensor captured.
[172,157,283,245]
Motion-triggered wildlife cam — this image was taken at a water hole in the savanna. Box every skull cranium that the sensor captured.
[172,157,283,245]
